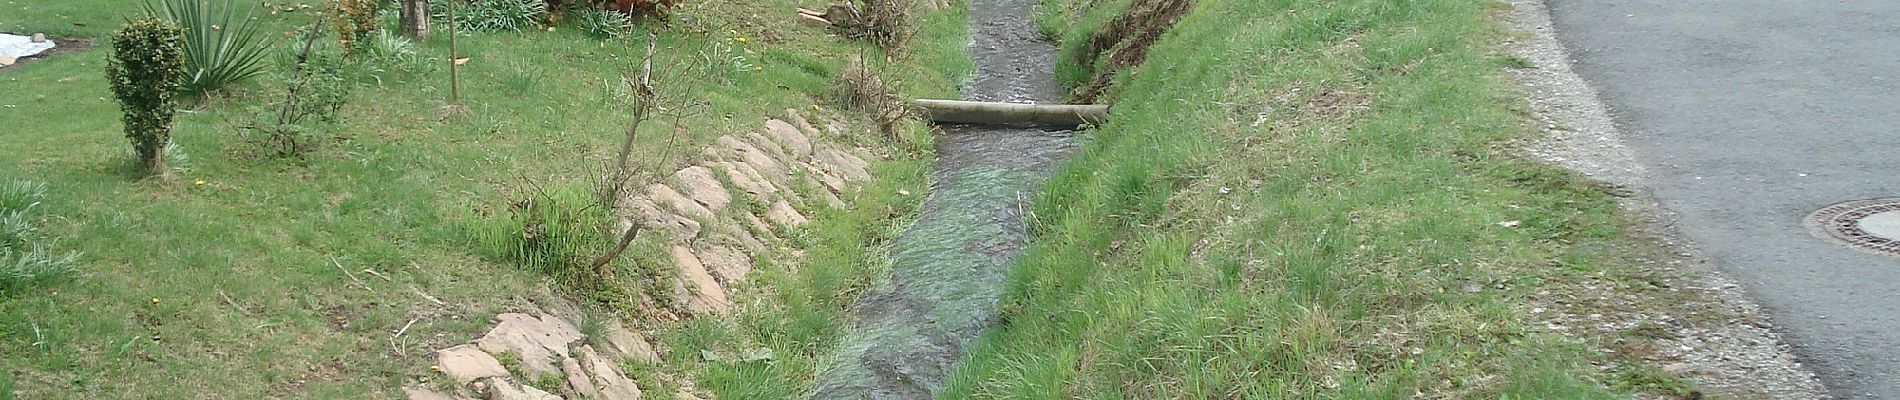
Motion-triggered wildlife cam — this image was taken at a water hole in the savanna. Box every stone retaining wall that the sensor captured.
[406,109,878,400]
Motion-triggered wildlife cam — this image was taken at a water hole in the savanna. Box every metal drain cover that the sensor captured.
[1807,198,1900,257]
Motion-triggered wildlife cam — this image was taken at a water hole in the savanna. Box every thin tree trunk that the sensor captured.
[447,0,461,104]
[613,33,658,177]
[400,0,430,39]
[146,145,168,179]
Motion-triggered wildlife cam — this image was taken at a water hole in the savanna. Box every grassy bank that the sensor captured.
[938,0,1689,398]
[0,0,966,397]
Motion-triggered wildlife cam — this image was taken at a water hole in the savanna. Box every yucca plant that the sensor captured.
[142,0,273,96]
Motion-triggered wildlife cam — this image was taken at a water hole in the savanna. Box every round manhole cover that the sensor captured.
[1806,198,1900,257]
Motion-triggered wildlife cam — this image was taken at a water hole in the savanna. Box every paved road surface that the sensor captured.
[1546,1,1900,398]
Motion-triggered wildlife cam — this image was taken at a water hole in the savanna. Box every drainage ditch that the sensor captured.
[807,0,1077,398]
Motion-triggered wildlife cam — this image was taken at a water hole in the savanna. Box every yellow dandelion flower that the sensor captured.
[736,37,749,43]
[150,297,159,304]
[194,180,206,185]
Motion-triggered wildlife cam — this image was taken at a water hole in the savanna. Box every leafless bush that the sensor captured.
[829,54,910,137]
[835,0,916,52]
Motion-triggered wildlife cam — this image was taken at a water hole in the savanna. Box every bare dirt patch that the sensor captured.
[1502,1,1827,398]
[1070,0,1193,102]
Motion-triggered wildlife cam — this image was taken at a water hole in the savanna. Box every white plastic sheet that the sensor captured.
[0,33,57,68]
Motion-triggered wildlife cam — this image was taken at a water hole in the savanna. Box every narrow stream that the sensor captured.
[807,0,1076,398]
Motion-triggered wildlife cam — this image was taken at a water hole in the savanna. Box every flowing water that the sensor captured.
[807,0,1076,398]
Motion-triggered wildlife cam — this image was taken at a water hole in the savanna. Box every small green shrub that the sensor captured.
[568,7,635,39]
[106,17,189,177]
[440,0,549,32]
[142,0,272,96]
[330,0,385,55]
[0,181,79,295]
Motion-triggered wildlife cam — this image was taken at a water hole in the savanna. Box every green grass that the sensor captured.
[2,0,1703,397]
[0,0,966,397]
[935,0,1685,398]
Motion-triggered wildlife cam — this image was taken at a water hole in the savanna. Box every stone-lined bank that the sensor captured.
[404,109,880,400]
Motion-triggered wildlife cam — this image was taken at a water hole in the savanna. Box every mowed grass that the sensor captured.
[939,0,1668,398]
[0,1,966,398]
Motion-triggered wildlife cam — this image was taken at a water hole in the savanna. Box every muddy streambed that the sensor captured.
[807,0,1076,398]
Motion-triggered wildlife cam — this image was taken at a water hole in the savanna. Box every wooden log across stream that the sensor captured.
[913,99,1110,127]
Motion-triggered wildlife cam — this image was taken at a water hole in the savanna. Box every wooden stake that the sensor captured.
[447,0,461,105]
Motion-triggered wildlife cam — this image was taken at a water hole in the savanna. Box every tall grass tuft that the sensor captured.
[142,0,273,96]
[442,0,549,33]
[568,7,636,39]
[471,182,612,282]
[0,181,78,295]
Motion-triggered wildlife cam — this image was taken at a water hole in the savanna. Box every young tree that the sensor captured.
[106,18,188,178]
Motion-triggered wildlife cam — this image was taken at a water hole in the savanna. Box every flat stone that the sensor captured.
[478,377,561,400]
[743,212,777,240]
[805,174,847,209]
[764,119,815,158]
[579,345,643,400]
[712,218,768,253]
[0,56,14,66]
[786,108,824,140]
[625,200,701,241]
[806,164,849,195]
[562,357,600,399]
[744,131,793,161]
[434,344,509,384]
[597,320,661,363]
[715,136,790,180]
[672,246,729,314]
[766,201,809,227]
[814,145,873,182]
[825,120,851,137]
[674,166,731,211]
[710,161,779,198]
[404,387,471,400]
[647,183,715,220]
[696,245,754,284]
[475,313,584,379]
[30,33,45,43]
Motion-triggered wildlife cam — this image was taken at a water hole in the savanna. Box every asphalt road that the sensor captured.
[1546,1,1900,398]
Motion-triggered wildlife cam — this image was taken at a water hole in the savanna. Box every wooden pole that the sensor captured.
[912,99,1110,127]
[447,0,460,104]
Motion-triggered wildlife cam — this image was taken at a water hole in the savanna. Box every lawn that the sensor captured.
[2,0,1718,398]
[0,0,967,398]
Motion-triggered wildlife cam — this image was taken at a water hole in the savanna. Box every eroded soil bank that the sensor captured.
[808,0,1075,398]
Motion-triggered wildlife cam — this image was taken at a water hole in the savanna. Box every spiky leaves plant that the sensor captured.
[142,0,272,96]
[0,181,78,295]
[106,18,188,177]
